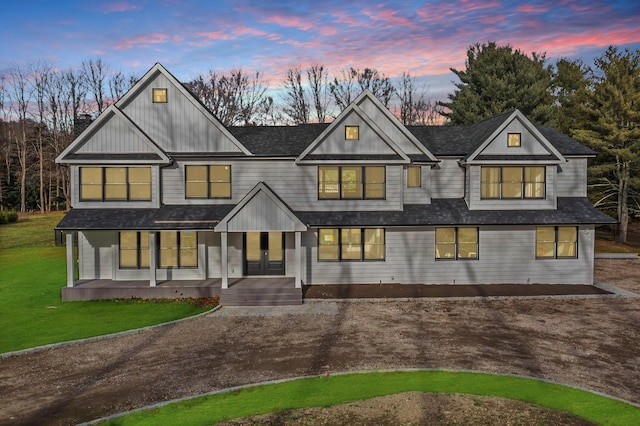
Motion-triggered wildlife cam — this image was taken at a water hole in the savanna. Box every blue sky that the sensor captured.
[2,0,639,101]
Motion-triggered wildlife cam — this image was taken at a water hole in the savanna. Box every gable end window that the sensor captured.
[536,226,577,258]
[435,227,478,260]
[318,166,385,200]
[508,133,521,147]
[152,88,167,103]
[407,166,421,188]
[318,228,385,261]
[80,167,152,202]
[185,165,231,199]
[345,125,359,140]
[480,166,545,199]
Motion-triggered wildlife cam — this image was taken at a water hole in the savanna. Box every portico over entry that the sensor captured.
[214,182,307,289]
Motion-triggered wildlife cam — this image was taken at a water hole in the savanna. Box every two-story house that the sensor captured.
[55,63,615,305]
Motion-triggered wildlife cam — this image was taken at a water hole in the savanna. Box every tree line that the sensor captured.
[1,42,638,242]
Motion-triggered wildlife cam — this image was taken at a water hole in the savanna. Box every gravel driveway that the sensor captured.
[0,258,639,425]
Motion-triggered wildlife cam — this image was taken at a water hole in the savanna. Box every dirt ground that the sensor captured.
[0,258,639,426]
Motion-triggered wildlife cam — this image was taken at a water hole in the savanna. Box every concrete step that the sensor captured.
[220,287,303,306]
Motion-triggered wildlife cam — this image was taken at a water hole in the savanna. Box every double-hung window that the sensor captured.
[80,167,152,201]
[119,231,150,269]
[481,166,545,199]
[158,231,198,268]
[318,228,385,261]
[185,165,231,199]
[318,166,385,200]
[435,227,478,260]
[536,226,577,258]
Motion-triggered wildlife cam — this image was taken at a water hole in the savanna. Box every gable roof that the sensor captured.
[56,105,171,164]
[214,182,307,232]
[116,63,251,155]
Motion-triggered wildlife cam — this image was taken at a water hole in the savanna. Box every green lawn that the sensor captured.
[102,371,640,425]
[0,213,212,354]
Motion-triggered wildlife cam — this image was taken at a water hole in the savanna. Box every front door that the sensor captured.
[244,232,285,275]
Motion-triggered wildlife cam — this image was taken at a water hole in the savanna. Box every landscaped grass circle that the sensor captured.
[97,370,640,425]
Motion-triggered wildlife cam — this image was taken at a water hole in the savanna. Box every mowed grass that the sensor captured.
[0,213,211,354]
[102,371,640,426]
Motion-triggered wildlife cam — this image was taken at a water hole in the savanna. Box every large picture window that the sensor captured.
[318,166,385,200]
[185,165,231,199]
[481,166,545,199]
[80,167,151,201]
[159,231,198,268]
[119,231,150,269]
[318,228,385,261]
[536,226,577,258]
[435,227,478,260]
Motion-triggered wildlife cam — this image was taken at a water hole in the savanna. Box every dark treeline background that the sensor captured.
[1,42,638,241]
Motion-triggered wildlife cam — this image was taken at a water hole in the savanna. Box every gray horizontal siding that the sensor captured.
[120,73,243,153]
[467,165,557,210]
[356,100,423,155]
[162,160,403,211]
[71,165,160,209]
[431,158,465,198]
[304,226,594,285]
[481,120,550,156]
[556,158,587,197]
[78,231,114,280]
[403,166,431,204]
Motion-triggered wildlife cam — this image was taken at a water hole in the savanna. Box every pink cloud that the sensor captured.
[113,33,170,50]
[480,14,507,25]
[517,4,551,13]
[100,1,142,13]
[361,7,415,29]
[260,15,315,31]
[198,31,232,41]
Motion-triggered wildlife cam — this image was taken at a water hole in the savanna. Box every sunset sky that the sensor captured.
[1,0,640,101]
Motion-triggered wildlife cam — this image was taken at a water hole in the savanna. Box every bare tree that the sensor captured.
[331,66,396,111]
[282,66,309,124]
[396,72,441,125]
[330,67,359,111]
[82,58,110,113]
[357,68,395,107]
[307,64,330,123]
[32,61,53,212]
[8,65,32,212]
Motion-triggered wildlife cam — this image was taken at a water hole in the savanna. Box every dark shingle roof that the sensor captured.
[295,198,615,227]
[226,112,593,158]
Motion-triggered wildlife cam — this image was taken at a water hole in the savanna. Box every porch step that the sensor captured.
[220,287,303,306]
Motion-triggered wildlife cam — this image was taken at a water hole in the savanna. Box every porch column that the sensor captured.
[295,231,302,289]
[221,231,228,289]
[149,231,157,287]
[66,232,75,288]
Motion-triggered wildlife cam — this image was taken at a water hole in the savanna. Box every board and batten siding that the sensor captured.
[119,73,243,154]
[162,160,404,212]
[466,165,557,210]
[430,158,465,198]
[303,226,594,285]
[74,110,156,154]
[71,165,160,209]
[78,231,114,280]
[311,113,398,156]
[356,100,424,155]
[556,158,587,197]
[481,119,551,156]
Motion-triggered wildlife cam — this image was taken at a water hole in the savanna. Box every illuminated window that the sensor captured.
[318,166,385,200]
[407,166,421,188]
[119,231,149,269]
[80,167,152,201]
[152,88,167,103]
[345,125,359,140]
[435,227,478,260]
[185,165,231,199]
[480,166,545,199]
[536,226,577,259]
[159,231,198,268]
[318,228,385,261]
[508,133,521,147]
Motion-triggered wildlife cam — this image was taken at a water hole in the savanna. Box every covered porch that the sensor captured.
[61,276,301,305]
